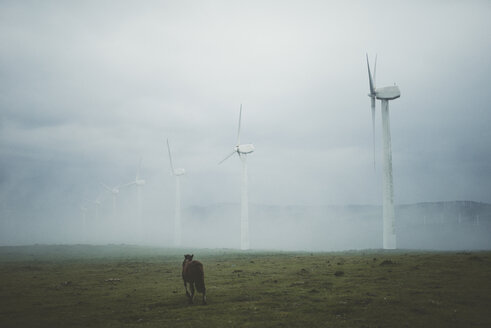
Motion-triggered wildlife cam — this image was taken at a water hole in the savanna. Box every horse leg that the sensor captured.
[202,289,207,305]
[184,281,191,299]
[189,283,195,304]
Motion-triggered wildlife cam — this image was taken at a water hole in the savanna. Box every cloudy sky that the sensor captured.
[1,1,491,244]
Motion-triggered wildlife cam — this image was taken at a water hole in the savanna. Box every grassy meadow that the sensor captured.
[0,245,490,327]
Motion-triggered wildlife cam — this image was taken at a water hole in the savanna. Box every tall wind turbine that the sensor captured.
[124,159,146,237]
[219,104,255,250]
[366,54,401,250]
[166,139,186,247]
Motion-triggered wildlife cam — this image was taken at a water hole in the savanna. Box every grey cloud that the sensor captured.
[1,0,490,247]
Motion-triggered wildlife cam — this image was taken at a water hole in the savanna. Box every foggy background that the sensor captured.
[1,1,490,250]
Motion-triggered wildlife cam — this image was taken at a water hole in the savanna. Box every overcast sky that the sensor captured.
[1,1,491,242]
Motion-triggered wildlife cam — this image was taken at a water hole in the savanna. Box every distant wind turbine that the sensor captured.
[85,194,103,222]
[219,104,255,250]
[101,183,122,215]
[124,159,146,236]
[366,54,401,250]
[167,139,186,247]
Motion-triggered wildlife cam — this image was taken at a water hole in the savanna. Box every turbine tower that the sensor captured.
[101,183,121,215]
[167,139,186,247]
[80,205,87,221]
[219,104,255,250]
[85,194,103,222]
[124,159,146,238]
[367,54,401,250]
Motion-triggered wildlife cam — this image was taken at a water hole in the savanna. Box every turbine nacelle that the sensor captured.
[124,178,145,188]
[173,168,186,176]
[126,158,145,187]
[102,183,123,196]
[366,54,401,101]
[236,144,255,155]
[375,86,401,100]
[85,197,102,207]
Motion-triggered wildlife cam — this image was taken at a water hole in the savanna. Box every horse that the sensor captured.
[182,254,207,305]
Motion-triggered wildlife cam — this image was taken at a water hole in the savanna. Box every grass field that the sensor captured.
[0,245,490,327]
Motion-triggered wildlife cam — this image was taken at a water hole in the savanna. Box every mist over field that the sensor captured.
[1,1,491,250]
[1,200,490,251]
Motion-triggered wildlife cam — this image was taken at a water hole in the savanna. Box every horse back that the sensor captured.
[183,260,204,282]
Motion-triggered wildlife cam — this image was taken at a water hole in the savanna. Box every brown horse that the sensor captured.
[182,254,207,305]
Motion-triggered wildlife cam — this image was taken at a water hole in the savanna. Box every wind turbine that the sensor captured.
[101,183,121,215]
[80,204,88,218]
[166,139,186,247]
[219,104,255,250]
[366,54,401,250]
[124,159,146,237]
[85,194,103,222]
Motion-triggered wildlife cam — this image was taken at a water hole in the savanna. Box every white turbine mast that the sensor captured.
[219,104,255,250]
[85,193,103,222]
[123,158,146,239]
[366,53,401,250]
[167,139,186,247]
[101,183,122,215]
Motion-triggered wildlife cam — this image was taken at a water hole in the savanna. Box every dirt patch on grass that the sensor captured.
[379,259,395,266]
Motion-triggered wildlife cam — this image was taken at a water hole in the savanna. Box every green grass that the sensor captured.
[0,245,490,327]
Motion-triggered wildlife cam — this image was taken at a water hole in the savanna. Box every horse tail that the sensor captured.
[195,276,205,293]
[195,263,206,293]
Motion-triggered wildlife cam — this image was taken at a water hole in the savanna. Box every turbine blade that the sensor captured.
[373,54,377,89]
[122,181,136,188]
[101,183,112,192]
[237,104,242,146]
[366,54,375,95]
[218,150,237,165]
[166,138,175,175]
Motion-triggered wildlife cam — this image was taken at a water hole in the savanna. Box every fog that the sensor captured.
[1,1,491,250]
